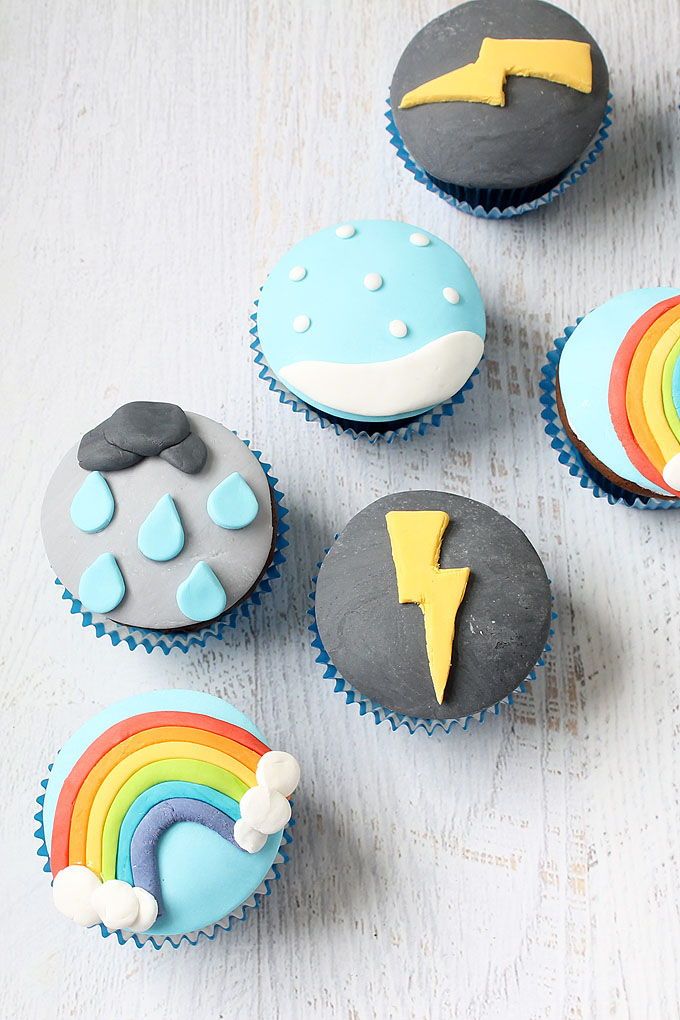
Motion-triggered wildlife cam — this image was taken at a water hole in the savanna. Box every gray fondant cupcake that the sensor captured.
[311,491,552,730]
[389,0,610,213]
[41,402,280,635]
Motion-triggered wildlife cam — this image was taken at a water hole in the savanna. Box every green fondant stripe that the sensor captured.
[100,759,248,880]
[662,333,680,443]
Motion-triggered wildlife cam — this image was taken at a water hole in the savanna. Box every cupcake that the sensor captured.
[252,220,486,439]
[546,288,680,506]
[389,0,610,215]
[41,401,285,647]
[310,491,552,731]
[36,689,300,947]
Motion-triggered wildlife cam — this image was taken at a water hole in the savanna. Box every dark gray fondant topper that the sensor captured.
[314,491,551,720]
[390,0,609,190]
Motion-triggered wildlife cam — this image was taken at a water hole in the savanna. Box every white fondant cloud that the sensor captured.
[233,819,268,854]
[52,866,158,933]
[279,331,484,418]
[256,750,301,797]
[239,786,291,835]
[234,750,300,853]
[52,864,102,927]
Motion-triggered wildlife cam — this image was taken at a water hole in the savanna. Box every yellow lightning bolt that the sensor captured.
[399,37,592,110]
[385,510,470,705]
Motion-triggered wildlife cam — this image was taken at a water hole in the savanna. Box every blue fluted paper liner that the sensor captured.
[250,304,478,445]
[307,550,556,734]
[386,95,613,219]
[53,441,289,652]
[34,769,294,950]
[540,323,680,510]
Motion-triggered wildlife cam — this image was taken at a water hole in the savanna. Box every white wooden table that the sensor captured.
[2,1,679,1016]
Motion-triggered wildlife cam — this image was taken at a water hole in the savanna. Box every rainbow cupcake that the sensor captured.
[543,288,680,506]
[35,690,299,947]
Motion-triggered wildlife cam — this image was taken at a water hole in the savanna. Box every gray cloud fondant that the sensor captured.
[77,401,207,474]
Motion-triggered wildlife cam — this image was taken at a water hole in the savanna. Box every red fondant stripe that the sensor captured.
[50,712,269,872]
[608,295,680,496]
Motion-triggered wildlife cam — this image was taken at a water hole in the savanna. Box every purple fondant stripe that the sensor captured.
[129,798,239,912]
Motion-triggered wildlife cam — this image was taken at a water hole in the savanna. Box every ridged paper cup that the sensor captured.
[386,96,613,220]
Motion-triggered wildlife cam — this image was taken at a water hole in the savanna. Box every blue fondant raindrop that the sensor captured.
[78,553,125,614]
[70,472,115,534]
[176,562,227,623]
[207,472,259,530]
[138,493,185,562]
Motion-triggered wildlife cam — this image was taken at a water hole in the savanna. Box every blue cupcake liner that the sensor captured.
[386,95,613,219]
[53,441,290,652]
[307,548,556,734]
[250,303,479,445]
[540,322,680,510]
[34,768,294,949]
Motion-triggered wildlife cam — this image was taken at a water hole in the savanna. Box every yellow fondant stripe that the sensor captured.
[386,510,469,705]
[626,307,680,474]
[399,37,592,110]
[99,760,248,880]
[642,319,680,463]
[68,729,257,869]
[74,742,256,873]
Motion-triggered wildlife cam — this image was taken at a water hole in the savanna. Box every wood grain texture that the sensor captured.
[1,0,679,1016]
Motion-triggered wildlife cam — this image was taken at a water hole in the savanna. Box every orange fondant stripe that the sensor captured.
[626,307,680,474]
[68,728,259,869]
[51,712,269,874]
[608,296,680,495]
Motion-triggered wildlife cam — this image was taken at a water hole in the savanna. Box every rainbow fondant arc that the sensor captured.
[41,691,300,937]
[557,289,680,499]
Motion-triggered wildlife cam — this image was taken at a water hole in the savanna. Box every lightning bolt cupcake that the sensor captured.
[389,0,610,214]
[36,690,299,946]
[310,492,553,731]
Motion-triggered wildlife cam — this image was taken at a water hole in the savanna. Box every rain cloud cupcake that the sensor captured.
[311,491,552,730]
[389,0,610,213]
[551,288,680,503]
[36,690,300,946]
[41,401,281,635]
[253,220,485,436]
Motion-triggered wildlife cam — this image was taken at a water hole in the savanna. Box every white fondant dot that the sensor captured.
[363,273,383,292]
[443,287,460,304]
[293,314,310,333]
[389,319,408,338]
[409,232,430,247]
[336,224,356,239]
[289,265,306,282]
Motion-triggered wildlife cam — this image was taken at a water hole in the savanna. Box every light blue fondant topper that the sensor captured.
[256,220,486,422]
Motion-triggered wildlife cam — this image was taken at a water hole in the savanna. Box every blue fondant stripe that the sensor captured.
[115,782,241,886]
